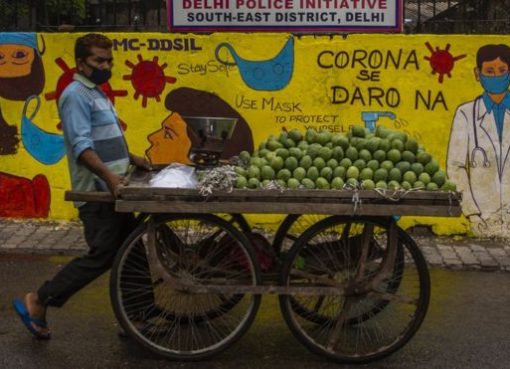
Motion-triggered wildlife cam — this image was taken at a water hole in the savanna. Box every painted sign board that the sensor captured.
[167,0,403,32]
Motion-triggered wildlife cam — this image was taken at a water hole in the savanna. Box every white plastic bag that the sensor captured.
[149,163,197,188]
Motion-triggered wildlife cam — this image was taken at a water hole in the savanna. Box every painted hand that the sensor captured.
[131,154,152,171]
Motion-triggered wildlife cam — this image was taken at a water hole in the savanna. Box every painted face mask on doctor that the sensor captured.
[479,72,510,94]
[477,56,510,94]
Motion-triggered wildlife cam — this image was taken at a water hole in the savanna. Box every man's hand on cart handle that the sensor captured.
[105,173,126,198]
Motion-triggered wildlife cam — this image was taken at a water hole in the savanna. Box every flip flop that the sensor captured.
[12,299,51,340]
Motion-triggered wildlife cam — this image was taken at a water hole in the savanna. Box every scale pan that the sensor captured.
[182,116,238,140]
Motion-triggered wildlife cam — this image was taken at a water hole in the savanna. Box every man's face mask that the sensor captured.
[85,62,112,85]
[479,71,510,94]
[87,64,112,85]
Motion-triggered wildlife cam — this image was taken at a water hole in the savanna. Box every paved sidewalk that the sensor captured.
[1,218,510,271]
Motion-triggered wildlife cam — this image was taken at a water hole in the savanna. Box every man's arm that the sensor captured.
[78,149,124,196]
[60,90,127,196]
[79,151,152,197]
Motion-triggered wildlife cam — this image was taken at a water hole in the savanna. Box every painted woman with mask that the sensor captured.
[13,34,153,340]
[0,32,45,101]
[447,44,510,236]
[0,32,45,155]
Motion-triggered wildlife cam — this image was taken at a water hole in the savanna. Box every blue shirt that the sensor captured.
[59,74,129,206]
[482,92,510,142]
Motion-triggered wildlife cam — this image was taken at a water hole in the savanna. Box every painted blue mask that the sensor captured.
[215,37,294,91]
[480,73,510,94]
[21,95,65,165]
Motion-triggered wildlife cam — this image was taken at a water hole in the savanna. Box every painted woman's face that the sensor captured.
[145,112,192,165]
[0,44,35,78]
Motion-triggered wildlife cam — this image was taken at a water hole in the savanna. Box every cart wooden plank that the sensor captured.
[119,187,459,200]
[66,187,460,202]
[64,165,462,217]
[114,199,460,216]
[65,191,114,203]
[66,188,461,217]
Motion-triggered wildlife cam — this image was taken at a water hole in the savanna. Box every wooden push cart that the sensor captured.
[66,168,462,364]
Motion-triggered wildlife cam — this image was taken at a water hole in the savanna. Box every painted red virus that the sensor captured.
[45,58,129,130]
[424,42,467,83]
[123,55,177,108]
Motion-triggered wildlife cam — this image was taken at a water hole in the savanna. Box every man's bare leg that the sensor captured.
[25,292,50,335]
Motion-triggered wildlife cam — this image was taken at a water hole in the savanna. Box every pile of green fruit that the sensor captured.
[233,125,456,191]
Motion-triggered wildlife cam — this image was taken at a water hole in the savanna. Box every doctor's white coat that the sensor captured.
[447,97,510,234]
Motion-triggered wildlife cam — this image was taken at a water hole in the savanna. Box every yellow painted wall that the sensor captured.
[0,33,507,236]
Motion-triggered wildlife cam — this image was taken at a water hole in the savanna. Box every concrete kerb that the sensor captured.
[1,218,509,272]
[0,218,86,255]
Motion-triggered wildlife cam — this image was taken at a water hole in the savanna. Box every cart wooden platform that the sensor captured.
[65,168,462,364]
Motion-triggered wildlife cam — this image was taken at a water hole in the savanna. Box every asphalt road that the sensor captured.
[0,253,509,369]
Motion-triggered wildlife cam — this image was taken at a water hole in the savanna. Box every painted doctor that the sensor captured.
[447,44,510,235]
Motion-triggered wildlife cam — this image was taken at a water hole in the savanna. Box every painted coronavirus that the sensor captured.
[123,55,177,108]
[424,42,466,83]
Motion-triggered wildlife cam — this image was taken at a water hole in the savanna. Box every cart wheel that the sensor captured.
[228,213,251,233]
[153,222,246,322]
[110,214,261,360]
[272,214,326,255]
[227,213,277,272]
[279,216,430,364]
[274,215,403,324]
[288,217,404,325]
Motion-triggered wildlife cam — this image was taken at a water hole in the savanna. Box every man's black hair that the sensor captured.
[74,33,112,60]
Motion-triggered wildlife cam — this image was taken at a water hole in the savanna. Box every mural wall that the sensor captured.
[1,32,509,237]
